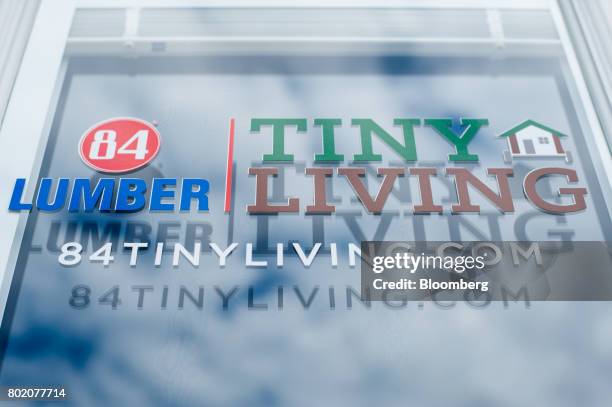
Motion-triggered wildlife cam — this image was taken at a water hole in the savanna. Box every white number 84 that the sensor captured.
[89,129,149,160]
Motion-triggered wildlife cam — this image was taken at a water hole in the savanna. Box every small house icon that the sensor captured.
[499,120,572,163]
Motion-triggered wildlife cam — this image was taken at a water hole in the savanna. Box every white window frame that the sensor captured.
[0,0,610,322]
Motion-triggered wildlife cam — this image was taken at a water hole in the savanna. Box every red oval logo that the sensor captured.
[79,117,161,173]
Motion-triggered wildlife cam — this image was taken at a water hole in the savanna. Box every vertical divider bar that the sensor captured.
[0,0,76,323]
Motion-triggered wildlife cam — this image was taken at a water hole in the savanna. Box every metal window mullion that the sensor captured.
[550,0,612,190]
[0,0,76,324]
[0,0,40,127]
[74,0,551,10]
[573,1,612,114]
[557,0,612,154]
